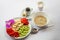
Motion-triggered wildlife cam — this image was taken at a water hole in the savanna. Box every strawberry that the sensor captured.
[6,28,15,35]
[14,32,19,37]
[6,28,19,37]
[21,18,29,25]
[24,21,29,25]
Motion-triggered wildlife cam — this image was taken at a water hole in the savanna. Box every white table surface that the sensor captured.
[0,0,60,40]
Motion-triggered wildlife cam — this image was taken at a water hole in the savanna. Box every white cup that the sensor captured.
[32,12,49,27]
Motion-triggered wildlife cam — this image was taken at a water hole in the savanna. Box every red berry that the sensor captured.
[6,28,15,35]
[14,32,19,37]
[21,18,29,25]
[6,28,19,37]
[24,21,29,25]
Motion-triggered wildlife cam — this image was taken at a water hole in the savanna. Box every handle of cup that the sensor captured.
[47,19,54,27]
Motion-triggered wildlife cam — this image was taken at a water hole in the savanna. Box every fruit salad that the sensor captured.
[6,18,30,38]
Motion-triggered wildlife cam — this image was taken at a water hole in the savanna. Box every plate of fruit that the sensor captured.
[6,17,31,39]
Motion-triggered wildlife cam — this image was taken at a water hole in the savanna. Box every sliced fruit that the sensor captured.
[6,28,19,37]
[6,19,15,28]
[21,18,29,25]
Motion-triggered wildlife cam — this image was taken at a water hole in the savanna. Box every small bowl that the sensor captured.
[6,17,31,39]
[32,12,49,27]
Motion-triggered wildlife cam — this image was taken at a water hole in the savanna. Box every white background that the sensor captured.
[0,0,60,40]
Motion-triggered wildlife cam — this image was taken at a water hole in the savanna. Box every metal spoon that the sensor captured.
[31,25,54,34]
[31,28,39,34]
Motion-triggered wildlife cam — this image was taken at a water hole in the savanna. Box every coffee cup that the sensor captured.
[32,12,49,27]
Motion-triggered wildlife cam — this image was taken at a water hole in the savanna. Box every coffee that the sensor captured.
[34,16,47,26]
